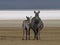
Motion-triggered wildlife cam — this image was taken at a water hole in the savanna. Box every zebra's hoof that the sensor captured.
[22,38,24,40]
[37,39,38,40]
[28,39,30,40]
[26,39,27,40]
[36,38,38,40]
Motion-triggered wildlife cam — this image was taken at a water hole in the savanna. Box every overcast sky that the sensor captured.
[0,10,60,20]
[0,0,60,9]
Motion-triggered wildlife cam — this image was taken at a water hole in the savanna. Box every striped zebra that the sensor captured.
[22,11,44,40]
[22,16,32,40]
[30,11,44,40]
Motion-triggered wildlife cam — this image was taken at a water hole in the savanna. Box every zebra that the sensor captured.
[22,11,44,40]
[22,16,32,40]
[30,11,44,40]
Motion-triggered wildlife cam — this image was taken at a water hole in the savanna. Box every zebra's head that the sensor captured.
[26,16,32,23]
[26,16,30,21]
[34,11,40,24]
[34,11,40,17]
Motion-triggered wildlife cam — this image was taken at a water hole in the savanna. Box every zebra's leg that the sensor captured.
[36,34,38,40]
[27,29,30,40]
[29,29,30,40]
[38,30,40,40]
[26,30,27,40]
[35,33,38,40]
[33,30,36,40]
[28,29,30,40]
[22,28,25,40]
[35,30,39,40]
[33,31,36,40]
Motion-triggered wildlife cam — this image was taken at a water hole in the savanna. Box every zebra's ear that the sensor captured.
[38,11,40,13]
[30,16,32,19]
[26,16,27,18]
[34,11,36,13]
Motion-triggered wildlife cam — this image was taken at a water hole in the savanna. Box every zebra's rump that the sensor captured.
[30,20,44,31]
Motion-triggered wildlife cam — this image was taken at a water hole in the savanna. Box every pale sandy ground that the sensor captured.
[0,20,60,45]
[0,27,60,45]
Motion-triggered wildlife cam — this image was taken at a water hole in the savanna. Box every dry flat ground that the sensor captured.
[0,27,60,45]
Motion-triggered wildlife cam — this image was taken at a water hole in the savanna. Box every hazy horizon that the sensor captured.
[0,10,60,28]
[0,20,60,27]
[0,10,60,20]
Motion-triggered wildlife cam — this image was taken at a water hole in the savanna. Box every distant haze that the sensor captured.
[0,20,60,27]
[0,10,60,20]
[0,10,60,28]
